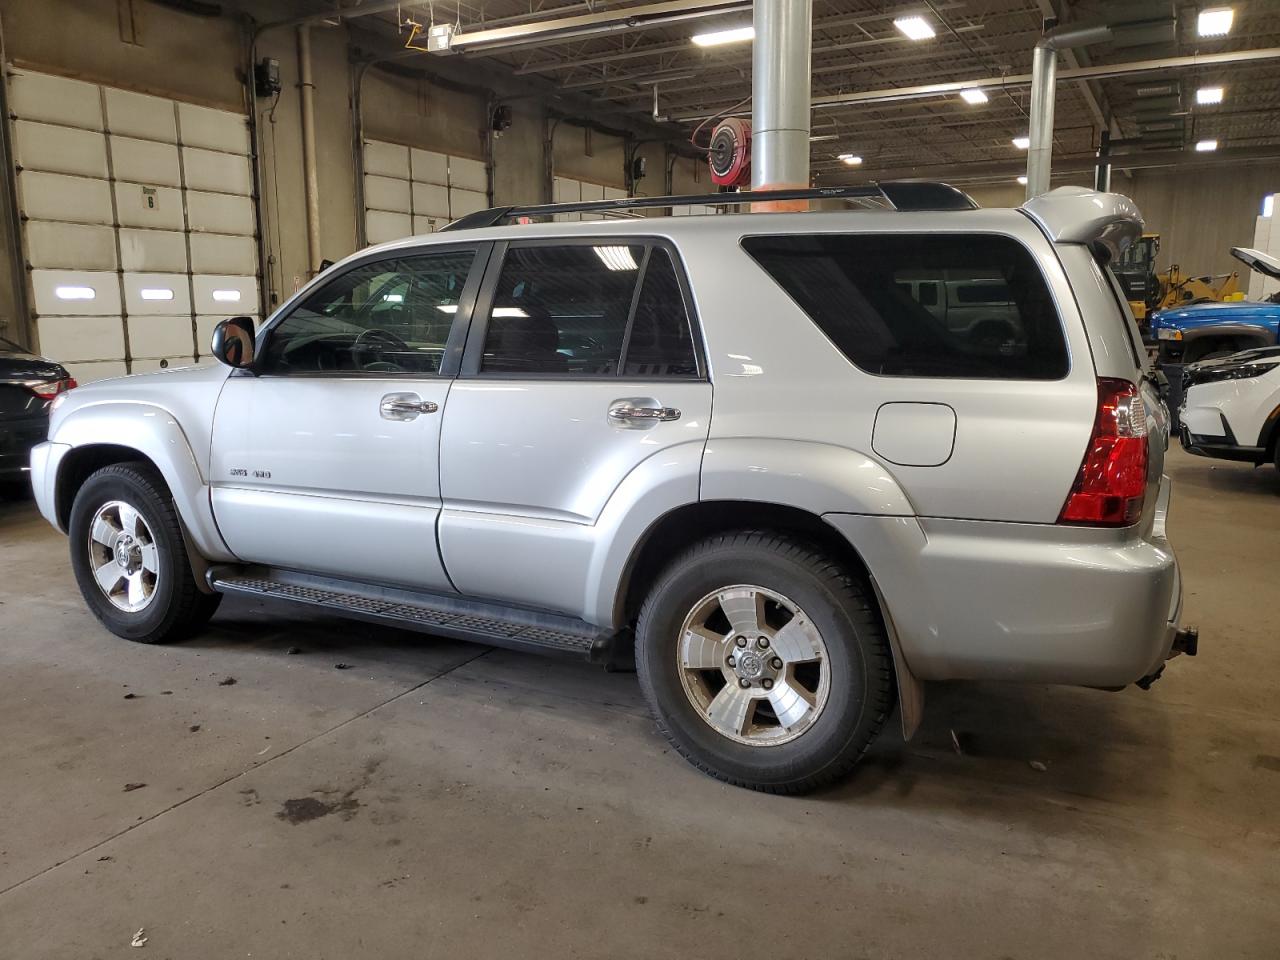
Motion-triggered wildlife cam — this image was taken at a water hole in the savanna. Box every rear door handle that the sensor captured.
[380,392,438,421]
[608,398,681,429]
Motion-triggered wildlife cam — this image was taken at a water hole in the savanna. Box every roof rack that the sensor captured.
[440,180,977,232]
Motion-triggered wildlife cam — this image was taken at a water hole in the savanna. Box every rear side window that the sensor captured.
[742,233,1069,379]
[624,249,698,377]
[480,243,698,378]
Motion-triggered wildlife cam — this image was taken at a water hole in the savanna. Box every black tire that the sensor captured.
[68,462,221,643]
[635,531,895,794]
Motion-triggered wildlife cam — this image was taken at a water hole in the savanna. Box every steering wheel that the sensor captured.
[351,328,410,371]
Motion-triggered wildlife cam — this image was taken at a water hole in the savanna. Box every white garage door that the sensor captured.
[8,69,260,383]
[362,139,488,244]
[551,177,627,221]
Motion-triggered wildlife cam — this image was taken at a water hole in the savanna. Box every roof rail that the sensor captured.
[440,180,977,232]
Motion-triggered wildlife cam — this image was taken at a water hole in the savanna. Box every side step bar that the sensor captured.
[207,566,617,663]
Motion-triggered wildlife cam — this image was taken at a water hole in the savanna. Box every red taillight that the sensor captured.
[1058,377,1149,526]
[31,376,77,401]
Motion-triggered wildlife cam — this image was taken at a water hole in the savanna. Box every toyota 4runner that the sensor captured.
[29,183,1194,793]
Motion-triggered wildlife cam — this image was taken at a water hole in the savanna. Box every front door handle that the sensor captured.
[608,398,681,429]
[380,392,438,421]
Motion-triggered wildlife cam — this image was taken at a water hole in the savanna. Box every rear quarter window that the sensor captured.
[741,233,1069,380]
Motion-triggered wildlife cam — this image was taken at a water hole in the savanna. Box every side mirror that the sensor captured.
[211,317,256,369]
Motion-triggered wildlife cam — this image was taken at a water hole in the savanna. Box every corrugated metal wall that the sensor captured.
[8,69,259,382]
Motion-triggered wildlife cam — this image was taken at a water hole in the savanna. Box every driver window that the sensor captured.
[258,250,476,375]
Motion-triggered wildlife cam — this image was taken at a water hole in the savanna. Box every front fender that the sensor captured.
[700,438,915,516]
[49,402,235,562]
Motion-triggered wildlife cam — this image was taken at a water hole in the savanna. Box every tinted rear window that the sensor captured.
[742,233,1069,379]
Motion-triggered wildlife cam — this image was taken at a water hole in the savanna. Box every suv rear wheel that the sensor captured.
[69,462,221,643]
[636,531,894,794]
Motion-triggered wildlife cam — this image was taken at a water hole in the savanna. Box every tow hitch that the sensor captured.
[1135,626,1199,690]
[1172,626,1199,657]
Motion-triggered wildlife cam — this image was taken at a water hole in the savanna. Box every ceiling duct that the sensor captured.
[1025,5,1178,197]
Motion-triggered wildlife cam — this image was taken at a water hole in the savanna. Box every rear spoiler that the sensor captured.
[1020,186,1145,262]
[1231,247,1280,281]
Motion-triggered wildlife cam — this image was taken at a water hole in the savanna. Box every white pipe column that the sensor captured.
[1025,43,1057,199]
[297,25,322,275]
[751,0,811,204]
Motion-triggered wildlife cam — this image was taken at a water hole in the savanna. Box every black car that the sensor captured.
[0,335,75,489]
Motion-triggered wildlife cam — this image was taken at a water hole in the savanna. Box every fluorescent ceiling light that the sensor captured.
[893,16,935,41]
[140,288,174,301]
[959,88,989,105]
[382,293,404,303]
[1197,7,1234,37]
[54,285,95,301]
[436,304,459,313]
[1264,194,1275,218]
[809,133,840,143]
[1017,175,1029,185]
[691,26,753,47]
[211,289,241,302]
[1012,136,1030,149]
[837,154,863,165]
[1195,139,1219,151]
[594,245,638,271]
[493,307,529,318]
[1196,86,1224,104]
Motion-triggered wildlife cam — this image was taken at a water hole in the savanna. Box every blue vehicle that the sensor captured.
[1150,248,1280,364]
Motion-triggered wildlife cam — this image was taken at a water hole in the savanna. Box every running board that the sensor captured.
[207,566,615,662]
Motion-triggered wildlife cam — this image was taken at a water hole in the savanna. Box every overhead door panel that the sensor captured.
[25,222,118,271]
[103,88,176,141]
[12,121,108,178]
[362,139,488,242]
[119,229,189,273]
[186,190,254,235]
[110,136,182,187]
[6,68,261,380]
[18,171,114,225]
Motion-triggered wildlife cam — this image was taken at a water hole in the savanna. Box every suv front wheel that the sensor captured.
[69,462,221,643]
[636,531,895,794]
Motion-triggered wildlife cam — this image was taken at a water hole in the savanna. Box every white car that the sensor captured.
[1179,346,1280,471]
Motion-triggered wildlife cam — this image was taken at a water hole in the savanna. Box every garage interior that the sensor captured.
[1,0,1279,956]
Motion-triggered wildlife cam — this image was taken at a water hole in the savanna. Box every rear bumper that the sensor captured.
[0,415,49,477]
[825,479,1184,687]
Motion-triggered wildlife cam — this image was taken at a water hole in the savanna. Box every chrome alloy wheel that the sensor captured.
[86,500,161,613]
[677,585,831,746]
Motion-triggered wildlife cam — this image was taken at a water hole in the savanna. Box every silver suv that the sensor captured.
[29,183,1193,793]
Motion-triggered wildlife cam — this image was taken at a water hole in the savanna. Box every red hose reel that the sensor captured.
[707,117,751,187]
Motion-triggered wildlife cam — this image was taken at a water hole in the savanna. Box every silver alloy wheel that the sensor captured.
[677,585,831,746]
[86,500,161,613]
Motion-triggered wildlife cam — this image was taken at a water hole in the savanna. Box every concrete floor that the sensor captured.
[0,446,1277,959]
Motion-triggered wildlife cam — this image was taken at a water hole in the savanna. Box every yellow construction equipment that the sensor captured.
[1115,233,1243,323]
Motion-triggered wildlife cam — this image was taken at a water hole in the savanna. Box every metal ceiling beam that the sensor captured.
[813,143,1280,184]
[805,46,1280,111]
[511,3,972,74]
[261,0,414,31]
[434,0,749,54]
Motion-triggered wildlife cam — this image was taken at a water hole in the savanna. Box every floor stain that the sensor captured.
[1252,754,1280,773]
[275,756,385,825]
[276,795,361,824]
